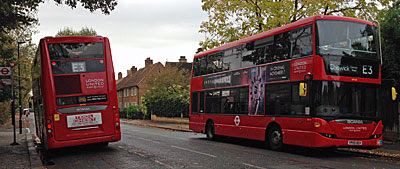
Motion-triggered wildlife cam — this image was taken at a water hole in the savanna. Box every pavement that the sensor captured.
[1,116,400,169]
[121,118,191,132]
[0,115,42,169]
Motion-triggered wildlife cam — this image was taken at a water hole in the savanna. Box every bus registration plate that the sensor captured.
[348,141,362,145]
[67,112,102,128]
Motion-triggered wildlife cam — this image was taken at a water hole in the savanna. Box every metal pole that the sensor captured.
[10,67,18,145]
[18,42,25,134]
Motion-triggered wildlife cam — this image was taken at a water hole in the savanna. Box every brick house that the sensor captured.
[116,58,164,109]
[165,56,192,72]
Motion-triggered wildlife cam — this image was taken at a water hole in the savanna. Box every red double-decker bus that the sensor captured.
[190,15,384,150]
[32,36,121,150]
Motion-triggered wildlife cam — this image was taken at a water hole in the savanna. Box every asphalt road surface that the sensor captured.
[27,116,400,169]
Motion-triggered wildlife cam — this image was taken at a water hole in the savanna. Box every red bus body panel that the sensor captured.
[189,15,383,149]
[36,36,121,149]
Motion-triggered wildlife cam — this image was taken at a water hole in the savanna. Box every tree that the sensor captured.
[143,66,191,117]
[0,0,117,67]
[0,28,36,104]
[380,1,400,87]
[0,0,117,34]
[199,0,394,49]
[55,27,98,37]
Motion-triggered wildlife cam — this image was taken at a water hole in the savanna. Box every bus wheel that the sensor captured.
[268,125,283,151]
[206,121,215,140]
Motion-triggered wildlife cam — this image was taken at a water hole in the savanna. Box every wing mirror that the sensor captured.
[299,83,307,97]
[392,87,397,101]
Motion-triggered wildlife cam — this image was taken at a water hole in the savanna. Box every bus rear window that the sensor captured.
[48,42,104,60]
[54,75,82,95]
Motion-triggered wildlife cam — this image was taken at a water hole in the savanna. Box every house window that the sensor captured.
[134,87,137,96]
[131,87,134,96]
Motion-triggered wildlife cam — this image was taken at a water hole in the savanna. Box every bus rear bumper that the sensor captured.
[312,133,383,149]
[47,133,121,149]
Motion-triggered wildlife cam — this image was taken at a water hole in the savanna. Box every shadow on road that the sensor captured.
[42,143,118,166]
[196,136,397,160]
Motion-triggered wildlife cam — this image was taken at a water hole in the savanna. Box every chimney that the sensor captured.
[127,69,131,76]
[118,72,122,80]
[145,57,153,67]
[131,66,137,74]
[196,48,203,54]
[179,56,187,63]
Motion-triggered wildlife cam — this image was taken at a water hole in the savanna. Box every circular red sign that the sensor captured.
[1,68,10,75]
[9,61,15,68]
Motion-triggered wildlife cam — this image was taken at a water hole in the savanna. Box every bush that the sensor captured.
[144,97,189,118]
[0,101,11,125]
[120,105,149,120]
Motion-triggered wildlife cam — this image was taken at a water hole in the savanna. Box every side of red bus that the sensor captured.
[189,15,383,150]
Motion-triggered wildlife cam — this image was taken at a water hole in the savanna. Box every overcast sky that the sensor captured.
[32,0,208,77]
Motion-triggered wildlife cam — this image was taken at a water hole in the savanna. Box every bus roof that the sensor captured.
[40,36,106,44]
[194,15,377,59]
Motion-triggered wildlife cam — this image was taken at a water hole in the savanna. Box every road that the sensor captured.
[27,115,400,169]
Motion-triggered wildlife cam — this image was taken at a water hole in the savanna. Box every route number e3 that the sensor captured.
[362,65,373,75]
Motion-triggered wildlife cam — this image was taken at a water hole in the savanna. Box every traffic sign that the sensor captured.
[9,61,15,68]
[0,67,11,76]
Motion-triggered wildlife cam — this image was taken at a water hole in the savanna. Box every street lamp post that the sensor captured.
[10,67,17,145]
[18,41,25,134]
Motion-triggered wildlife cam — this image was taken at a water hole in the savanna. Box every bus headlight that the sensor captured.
[370,134,381,139]
[319,133,337,139]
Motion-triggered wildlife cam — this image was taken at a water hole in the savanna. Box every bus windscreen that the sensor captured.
[316,20,379,60]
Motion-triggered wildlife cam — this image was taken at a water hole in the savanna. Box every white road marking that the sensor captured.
[242,163,268,169]
[171,145,216,158]
[154,160,173,169]
[137,137,161,144]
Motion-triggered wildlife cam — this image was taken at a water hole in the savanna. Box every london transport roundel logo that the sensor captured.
[234,115,240,126]
[0,67,10,76]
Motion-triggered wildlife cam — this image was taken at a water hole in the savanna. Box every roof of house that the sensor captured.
[116,78,123,85]
[116,62,163,90]
[165,62,192,71]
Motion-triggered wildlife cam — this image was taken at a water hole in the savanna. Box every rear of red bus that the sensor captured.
[38,36,120,149]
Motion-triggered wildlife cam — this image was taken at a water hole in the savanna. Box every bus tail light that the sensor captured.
[47,119,53,137]
[115,113,120,129]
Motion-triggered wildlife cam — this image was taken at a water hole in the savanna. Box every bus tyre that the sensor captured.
[206,121,216,140]
[268,125,283,151]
